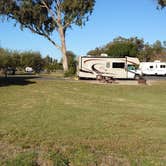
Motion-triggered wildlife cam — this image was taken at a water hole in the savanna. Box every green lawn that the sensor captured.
[0,78,166,165]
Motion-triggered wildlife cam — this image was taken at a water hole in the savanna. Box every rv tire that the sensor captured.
[134,75,140,80]
[96,75,103,80]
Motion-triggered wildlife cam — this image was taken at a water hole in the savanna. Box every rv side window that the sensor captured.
[112,62,125,68]
[160,65,166,68]
[106,62,110,68]
[150,66,153,69]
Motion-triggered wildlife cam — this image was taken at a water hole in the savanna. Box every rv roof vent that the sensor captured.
[154,60,160,62]
[100,53,108,57]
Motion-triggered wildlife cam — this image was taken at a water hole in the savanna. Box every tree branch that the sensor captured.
[7,7,61,50]
[25,24,61,50]
[41,0,61,27]
[63,20,72,30]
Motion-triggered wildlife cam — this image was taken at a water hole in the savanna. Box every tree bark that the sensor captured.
[41,0,69,72]
[59,26,68,72]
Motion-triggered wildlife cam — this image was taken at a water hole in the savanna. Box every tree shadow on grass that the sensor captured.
[0,75,40,87]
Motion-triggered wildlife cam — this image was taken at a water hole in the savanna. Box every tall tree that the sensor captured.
[0,0,95,71]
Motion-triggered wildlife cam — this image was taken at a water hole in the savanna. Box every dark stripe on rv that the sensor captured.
[79,69,93,74]
[91,64,102,74]
[84,59,105,63]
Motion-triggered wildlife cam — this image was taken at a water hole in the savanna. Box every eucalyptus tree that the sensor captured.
[0,0,95,71]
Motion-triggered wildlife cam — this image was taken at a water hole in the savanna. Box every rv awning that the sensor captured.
[126,56,140,65]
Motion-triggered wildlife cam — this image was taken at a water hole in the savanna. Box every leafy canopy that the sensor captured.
[0,0,95,30]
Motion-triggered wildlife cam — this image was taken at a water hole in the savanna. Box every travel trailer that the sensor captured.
[77,55,141,79]
[25,67,33,73]
[139,61,166,76]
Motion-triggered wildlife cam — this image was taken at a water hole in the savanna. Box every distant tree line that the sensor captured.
[0,48,63,76]
[0,48,77,77]
[87,36,166,62]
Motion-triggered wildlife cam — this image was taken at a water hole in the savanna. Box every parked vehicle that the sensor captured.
[77,55,141,79]
[6,67,16,75]
[25,67,33,73]
[139,61,166,76]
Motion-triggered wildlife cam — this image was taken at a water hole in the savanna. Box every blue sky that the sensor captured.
[0,0,166,61]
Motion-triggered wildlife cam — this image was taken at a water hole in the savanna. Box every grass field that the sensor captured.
[0,77,166,165]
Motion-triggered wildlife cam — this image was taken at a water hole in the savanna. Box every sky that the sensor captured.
[0,0,166,61]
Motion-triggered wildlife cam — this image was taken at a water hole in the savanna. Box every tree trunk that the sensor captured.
[59,26,68,72]
[3,68,8,78]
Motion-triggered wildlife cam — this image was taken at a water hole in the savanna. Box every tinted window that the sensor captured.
[112,62,125,68]
[160,65,166,68]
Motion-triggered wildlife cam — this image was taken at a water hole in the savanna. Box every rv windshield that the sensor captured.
[127,65,136,71]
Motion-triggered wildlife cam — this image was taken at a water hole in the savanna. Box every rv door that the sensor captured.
[126,57,140,79]
[127,65,136,79]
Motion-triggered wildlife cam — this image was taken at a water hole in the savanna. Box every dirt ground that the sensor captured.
[75,79,166,86]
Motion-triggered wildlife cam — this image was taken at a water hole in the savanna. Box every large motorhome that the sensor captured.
[139,61,166,76]
[77,55,141,79]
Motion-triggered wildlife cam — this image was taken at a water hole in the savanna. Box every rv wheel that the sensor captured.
[96,75,103,80]
[134,75,140,80]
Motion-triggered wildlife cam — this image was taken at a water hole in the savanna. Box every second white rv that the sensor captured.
[139,61,166,76]
[78,56,141,79]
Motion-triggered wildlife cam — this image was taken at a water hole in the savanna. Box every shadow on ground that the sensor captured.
[0,75,40,87]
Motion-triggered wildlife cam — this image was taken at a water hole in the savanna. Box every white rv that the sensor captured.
[25,67,33,73]
[78,56,141,79]
[139,61,166,76]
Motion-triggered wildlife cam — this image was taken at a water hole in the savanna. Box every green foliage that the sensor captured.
[21,51,44,73]
[0,0,95,34]
[87,36,166,61]
[0,48,15,76]
[43,56,63,72]
[138,41,164,61]
[0,48,62,74]
[87,36,144,58]
[87,47,104,56]
[138,44,154,61]
[0,48,11,68]
[152,40,162,54]
[64,51,77,77]
[5,152,38,166]
[106,42,138,58]
[12,52,21,68]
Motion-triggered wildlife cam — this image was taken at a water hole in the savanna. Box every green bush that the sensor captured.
[64,51,77,77]
[64,67,76,77]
